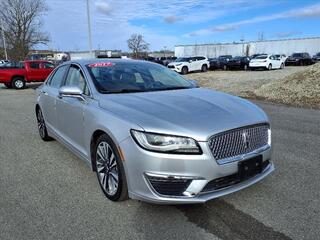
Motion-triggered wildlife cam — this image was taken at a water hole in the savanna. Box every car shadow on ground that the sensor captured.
[176,199,291,240]
[131,198,291,240]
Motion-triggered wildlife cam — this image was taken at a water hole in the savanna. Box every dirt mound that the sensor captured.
[255,63,320,108]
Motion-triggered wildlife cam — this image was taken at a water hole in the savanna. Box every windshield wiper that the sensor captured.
[158,86,192,91]
[104,89,146,94]
[102,86,194,94]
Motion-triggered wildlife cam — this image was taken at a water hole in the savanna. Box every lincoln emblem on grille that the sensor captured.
[242,132,250,149]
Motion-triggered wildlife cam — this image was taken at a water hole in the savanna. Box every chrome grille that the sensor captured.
[208,124,269,162]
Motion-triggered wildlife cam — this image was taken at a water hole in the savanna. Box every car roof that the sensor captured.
[62,58,151,67]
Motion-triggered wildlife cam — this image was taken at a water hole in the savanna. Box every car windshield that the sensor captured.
[292,53,303,57]
[255,55,268,59]
[219,55,231,59]
[175,57,190,62]
[316,53,320,56]
[86,61,194,93]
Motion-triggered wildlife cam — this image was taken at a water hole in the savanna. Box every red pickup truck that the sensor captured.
[0,60,55,89]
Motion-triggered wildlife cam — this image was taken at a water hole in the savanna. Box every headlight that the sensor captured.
[175,63,182,66]
[131,130,202,154]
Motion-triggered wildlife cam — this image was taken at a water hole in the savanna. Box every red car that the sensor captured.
[0,60,55,89]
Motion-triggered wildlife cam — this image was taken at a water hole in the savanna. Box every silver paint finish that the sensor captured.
[37,59,274,203]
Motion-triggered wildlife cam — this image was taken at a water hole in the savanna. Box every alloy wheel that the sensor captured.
[37,109,46,139]
[96,141,119,196]
[14,80,24,89]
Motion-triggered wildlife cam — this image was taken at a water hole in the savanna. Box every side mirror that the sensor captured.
[58,86,84,101]
[188,79,199,87]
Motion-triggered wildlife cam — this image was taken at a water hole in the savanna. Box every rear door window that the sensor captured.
[30,62,40,69]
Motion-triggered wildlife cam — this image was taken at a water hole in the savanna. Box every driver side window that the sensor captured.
[64,65,90,95]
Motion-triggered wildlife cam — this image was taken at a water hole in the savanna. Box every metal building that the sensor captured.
[175,37,320,57]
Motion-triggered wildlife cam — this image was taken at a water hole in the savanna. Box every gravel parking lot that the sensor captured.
[1,86,320,240]
[187,66,306,99]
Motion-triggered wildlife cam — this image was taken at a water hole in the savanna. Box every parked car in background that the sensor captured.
[274,54,287,62]
[227,56,251,70]
[0,60,55,89]
[208,58,218,70]
[285,53,313,66]
[0,59,10,66]
[249,54,285,70]
[209,55,232,70]
[156,56,177,66]
[250,53,267,59]
[36,59,274,203]
[312,52,320,63]
[167,56,209,74]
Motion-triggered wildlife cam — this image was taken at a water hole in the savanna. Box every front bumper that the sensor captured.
[167,65,182,73]
[120,136,273,204]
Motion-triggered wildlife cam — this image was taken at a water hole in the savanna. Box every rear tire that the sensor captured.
[267,64,272,70]
[181,66,188,75]
[12,77,26,89]
[36,107,54,141]
[94,134,129,202]
[201,64,208,72]
[4,83,12,88]
[280,63,284,69]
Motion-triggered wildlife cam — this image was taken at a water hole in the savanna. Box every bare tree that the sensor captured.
[127,34,149,59]
[0,0,49,60]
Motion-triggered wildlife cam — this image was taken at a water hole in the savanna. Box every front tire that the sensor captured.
[181,66,188,75]
[94,134,128,201]
[12,77,26,89]
[280,63,284,69]
[201,64,207,72]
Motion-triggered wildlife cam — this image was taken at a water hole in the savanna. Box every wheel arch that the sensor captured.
[11,75,25,82]
[90,129,122,172]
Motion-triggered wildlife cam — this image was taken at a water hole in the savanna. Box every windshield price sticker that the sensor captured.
[88,62,115,67]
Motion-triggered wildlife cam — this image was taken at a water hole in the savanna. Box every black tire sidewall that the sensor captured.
[94,134,128,201]
[181,66,188,75]
[36,108,52,141]
[201,64,207,72]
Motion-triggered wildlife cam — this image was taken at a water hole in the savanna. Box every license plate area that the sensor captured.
[238,155,263,180]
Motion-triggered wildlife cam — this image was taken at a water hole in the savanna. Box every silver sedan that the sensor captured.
[35,59,274,204]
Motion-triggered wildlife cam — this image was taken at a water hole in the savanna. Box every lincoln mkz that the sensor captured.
[36,59,274,204]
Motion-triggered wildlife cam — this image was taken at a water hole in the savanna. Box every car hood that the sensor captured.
[98,88,268,141]
[168,61,186,66]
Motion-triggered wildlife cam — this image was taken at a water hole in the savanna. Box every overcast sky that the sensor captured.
[43,0,320,52]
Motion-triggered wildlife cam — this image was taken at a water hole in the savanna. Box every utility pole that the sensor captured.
[163,46,167,57]
[86,0,93,56]
[1,19,8,60]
